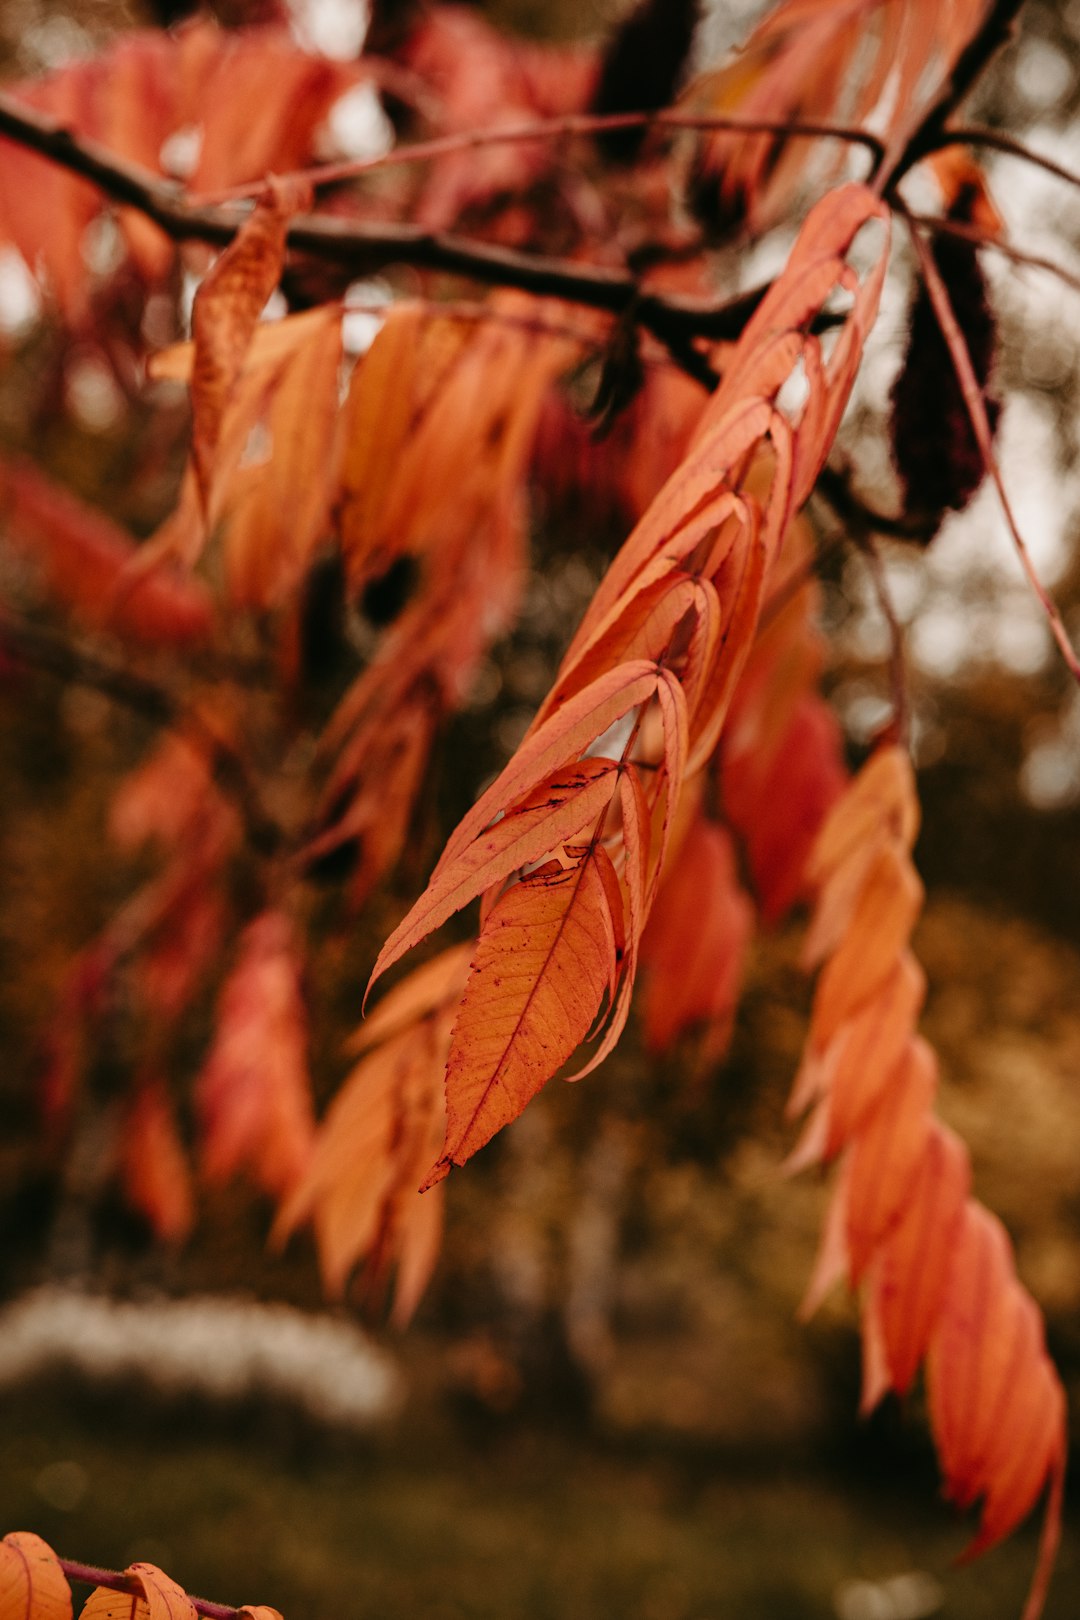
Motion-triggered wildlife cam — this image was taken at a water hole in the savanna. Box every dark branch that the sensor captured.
[0,88,772,361]
[200,108,885,203]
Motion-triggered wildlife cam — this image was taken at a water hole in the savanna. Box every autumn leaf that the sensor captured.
[277,945,470,1320]
[684,0,988,235]
[0,1534,71,1620]
[81,1565,196,1620]
[639,816,753,1058]
[0,455,213,647]
[118,1078,195,1245]
[197,911,314,1200]
[427,845,620,1184]
[792,747,1066,1612]
[189,183,304,514]
[0,20,364,315]
[370,661,661,993]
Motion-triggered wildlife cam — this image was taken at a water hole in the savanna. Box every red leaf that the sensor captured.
[0,454,213,646]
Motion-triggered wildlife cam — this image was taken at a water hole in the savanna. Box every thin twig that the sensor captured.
[196,108,886,204]
[910,209,1080,299]
[901,205,1080,685]
[934,124,1080,196]
[57,1560,238,1620]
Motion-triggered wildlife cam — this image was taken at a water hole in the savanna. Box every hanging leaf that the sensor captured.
[791,747,1066,1613]
[0,1534,71,1620]
[427,844,621,1183]
[197,911,314,1201]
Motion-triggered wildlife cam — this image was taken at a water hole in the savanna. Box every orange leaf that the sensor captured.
[371,757,620,983]
[809,952,926,1153]
[347,942,475,1056]
[639,817,752,1056]
[862,1121,970,1398]
[119,1078,195,1244]
[278,945,469,1319]
[197,911,314,1200]
[220,304,343,608]
[0,1533,71,1620]
[370,662,660,997]
[427,845,620,1182]
[189,184,300,512]
[81,1566,196,1620]
[845,1035,937,1279]
[809,842,923,1048]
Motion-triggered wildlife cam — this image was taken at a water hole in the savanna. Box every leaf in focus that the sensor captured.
[81,1565,196,1620]
[0,1533,71,1620]
[428,845,620,1184]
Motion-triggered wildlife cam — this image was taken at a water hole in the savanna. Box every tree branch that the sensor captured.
[933,124,1080,195]
[0,88,770,360]
[57,1560,238,1620]
[815,465,937,544]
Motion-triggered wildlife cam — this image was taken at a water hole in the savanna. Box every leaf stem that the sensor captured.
[56,1560,238,1620]
[909,210,1080,300]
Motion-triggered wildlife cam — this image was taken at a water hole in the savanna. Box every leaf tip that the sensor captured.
[419,1157,452,1193]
